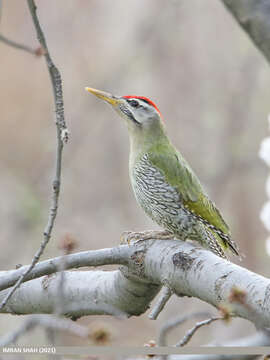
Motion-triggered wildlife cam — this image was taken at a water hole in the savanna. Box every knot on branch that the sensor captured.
[61,128,70,143]
[130,250,146,276]
[53,180,60,192]
[172,252,194,271]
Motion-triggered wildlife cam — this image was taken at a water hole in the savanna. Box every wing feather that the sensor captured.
[148,146,230,236]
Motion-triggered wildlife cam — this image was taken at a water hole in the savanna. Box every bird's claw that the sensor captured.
[120,231,133,245]
[120,230,174,246]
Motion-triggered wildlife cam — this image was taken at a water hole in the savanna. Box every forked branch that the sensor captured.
[0,34,43,55]
[0,240,270,330]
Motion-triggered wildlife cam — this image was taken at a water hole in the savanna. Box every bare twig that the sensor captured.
[27,0,67,133]
[0,0,68,310]
[170,331,270,360]
[149,286,172,320]
[158,311,212,346]
[0,314,89,346]
[0,33,43,55]
[175,317,222,347]
[171,353,261,360]
[0,2,40,56]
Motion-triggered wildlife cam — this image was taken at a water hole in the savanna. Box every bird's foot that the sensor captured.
[120,230,174,245]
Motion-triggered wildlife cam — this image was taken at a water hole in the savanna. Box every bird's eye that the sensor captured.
[128,99,139,108]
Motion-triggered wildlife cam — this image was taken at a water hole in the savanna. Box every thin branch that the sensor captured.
[0,33,42,55]
[0,246,130,292]
[0,314,89,346]
[170,355,261,360]
[0,0,68,310]
[148,286,172,320]
[158,312,212,346]
[175,317,222,347]
[27,0,67,132]
[0,0,40,55]
[170,331,270,360]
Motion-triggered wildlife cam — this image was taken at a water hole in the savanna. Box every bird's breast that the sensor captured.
[130,153,186,222]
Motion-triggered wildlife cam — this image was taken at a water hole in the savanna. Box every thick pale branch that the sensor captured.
[0,240,269,328]
[0,270,159,318]
[130,240,270,327]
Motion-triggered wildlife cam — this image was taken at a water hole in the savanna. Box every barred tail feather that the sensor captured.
[205,227,227,259]
[197,214,240,258]
[216,230,240,257]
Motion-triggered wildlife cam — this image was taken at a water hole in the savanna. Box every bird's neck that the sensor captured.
[128,123,170,166]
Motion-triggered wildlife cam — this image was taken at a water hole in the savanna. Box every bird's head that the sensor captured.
[85,87,166,145]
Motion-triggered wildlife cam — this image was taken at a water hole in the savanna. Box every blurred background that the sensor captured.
[0,0,270,355]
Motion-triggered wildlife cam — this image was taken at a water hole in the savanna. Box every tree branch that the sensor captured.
[170,331,270,360]
[175,317,222,347]
[0,240,270,329]
[0,0,68,310]
[0,34,42,55]
[221,0,270,64]
[158,312,212,346]
[0,314,89,346]
[0,246,130,292]
[148,286,172,320]
[0,270,159,319]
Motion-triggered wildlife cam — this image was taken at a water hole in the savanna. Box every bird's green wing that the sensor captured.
[148,145,230,236]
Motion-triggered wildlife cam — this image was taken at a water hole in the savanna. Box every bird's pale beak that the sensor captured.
[85,87,120,106]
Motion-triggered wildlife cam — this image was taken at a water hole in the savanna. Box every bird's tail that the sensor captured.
[205,227,227,259]
[206,226,243,260]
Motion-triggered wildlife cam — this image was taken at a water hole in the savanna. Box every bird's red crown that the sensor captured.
[123,95,161,116]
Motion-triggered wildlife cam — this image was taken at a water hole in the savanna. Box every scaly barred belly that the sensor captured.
[131,154,199,240]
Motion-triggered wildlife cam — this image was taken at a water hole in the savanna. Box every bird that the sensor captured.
[85,87,240,259]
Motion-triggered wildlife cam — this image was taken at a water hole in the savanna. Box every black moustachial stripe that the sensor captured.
[119,105,141,126]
